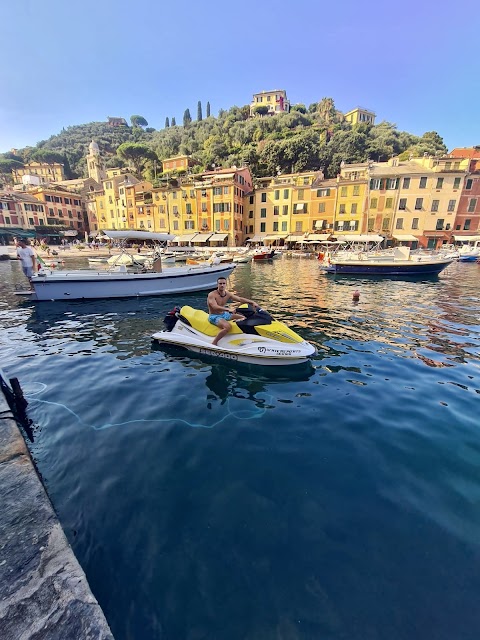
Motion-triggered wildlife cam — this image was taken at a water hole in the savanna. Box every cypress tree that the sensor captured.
[206,101,211,118]
[197,101,202,121]
[171,117,176,126]
[183,108,192,127]
[165,117,170,128]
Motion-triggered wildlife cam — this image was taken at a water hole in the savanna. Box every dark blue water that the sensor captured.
[1,256,480,640]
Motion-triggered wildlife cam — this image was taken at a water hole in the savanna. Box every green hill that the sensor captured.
[1,99,448,182]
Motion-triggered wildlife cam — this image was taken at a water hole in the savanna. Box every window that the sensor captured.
[297,189,304,199]
[464,219,471,230]
[295,221,303,232]
[466,179,473,190]
[387,178,398,189]
[260,208,266,218]
[453,162,460,170]
[184,220,194,229]
[172,205,178,214]
[399,198,407,210]
[415,198,423,210]
[223,186,229,195]
[186,203,192,214]
[261,192,267,202]
[190,189,195,198]
[396,218,404,229]
[283,189,289,199]
[215,220,220,231]
[317,188,330,197]
[159,205,165,213]
[214,187,222,196]
[419,177,427,188]
[468,198,477,212]
[303,177,309,185]
[436,219,444,231]
[431,200,439,212]
[351,203,357,214]
[382,218,390,231]
[436,177,444,189]
[403,177,410,189]
[281,221,287,231]
[453,178,461,189]
[260,222,266,232]
[339,204,346,214]
[447,199,456,212]
[370,179,381,190]
[282,205,288,215]
[353,185,360,196]
[249,195,254,204]
[213,203,230,213]
[370,198,378,209]
[412,218,419,229]
[224,219,229,230]
[274,205,279,215]
[274,190,279,200]
[445,162,451,170]
[273,221,278,231]
[340,187,347,197]
[202,203,207,212]
[386,198,393,209]
[318,202,325,213]
[172,191,177,199]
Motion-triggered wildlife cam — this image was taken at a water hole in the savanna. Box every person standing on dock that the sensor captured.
[16,239,37,290]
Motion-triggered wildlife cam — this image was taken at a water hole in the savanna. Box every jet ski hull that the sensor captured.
[152,307,316,366]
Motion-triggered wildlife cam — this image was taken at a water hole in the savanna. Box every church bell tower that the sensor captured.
[86,139,106,183]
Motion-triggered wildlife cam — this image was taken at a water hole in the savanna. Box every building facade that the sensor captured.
[250,90,290,117]
[344,107,376,126]
[12,162,65,185]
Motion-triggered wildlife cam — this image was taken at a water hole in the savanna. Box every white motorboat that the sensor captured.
[18,230,236,301]
[152,304,316,366]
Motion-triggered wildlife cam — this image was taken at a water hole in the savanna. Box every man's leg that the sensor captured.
[212,319,231,346]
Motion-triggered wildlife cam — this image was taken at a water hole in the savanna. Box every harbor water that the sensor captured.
[1,256,480,640]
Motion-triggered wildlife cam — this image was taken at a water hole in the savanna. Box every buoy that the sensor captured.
[353,290,360,301]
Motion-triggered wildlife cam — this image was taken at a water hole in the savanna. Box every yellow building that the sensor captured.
[344,107,375,126]
[12,162,65,185]
[310,178,337,237]
[95,173,138,231]
[335,164,368,234]
[250,90,290,117]
[161,155,195,173]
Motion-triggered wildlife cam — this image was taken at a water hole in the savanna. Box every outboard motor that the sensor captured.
[235,304,273,335]
[164,306,180,331]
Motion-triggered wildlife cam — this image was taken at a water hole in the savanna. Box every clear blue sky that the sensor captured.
[1,0,478,153]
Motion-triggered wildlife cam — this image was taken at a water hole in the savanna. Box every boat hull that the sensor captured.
[323,258,453,276]
[30,264,236,301]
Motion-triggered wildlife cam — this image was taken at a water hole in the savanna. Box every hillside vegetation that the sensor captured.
[1,99,448,183]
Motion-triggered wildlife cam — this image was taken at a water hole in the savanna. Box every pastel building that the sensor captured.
[161,155,196,173]
[250,90,290,116]
[449,148,480,238]
[12,162,65,185]
[344,107,376,126]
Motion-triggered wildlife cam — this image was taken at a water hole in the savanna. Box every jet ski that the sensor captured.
[152,304,316,366]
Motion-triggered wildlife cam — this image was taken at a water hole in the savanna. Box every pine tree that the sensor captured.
[165,117,170,128]
[171,117,176,126]
[206,101,211,118]
[197,101,202,121]
[183,109,192,127]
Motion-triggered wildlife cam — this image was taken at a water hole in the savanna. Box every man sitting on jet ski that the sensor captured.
[207,277,261,346]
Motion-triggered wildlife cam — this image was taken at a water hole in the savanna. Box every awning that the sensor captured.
[285,234,306,242]
[264,234,287,241]
[208,233,228,242]
[0,228,36,238]
[423,232,448,237]
[452,235,480,242]
[336,234,384,243]
[392,234,418,241]
[192,233,212,243]
[174,233,198,242]
[246,235,265,242]
[103,230,175,242]
[294,203,305,212]
[307,233,331,241]
[61,230,78,237]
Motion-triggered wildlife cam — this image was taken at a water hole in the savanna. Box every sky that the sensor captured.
[1,0,479,153]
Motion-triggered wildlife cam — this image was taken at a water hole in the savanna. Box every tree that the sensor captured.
[0,158,23,186]
[183,109,192,127]
[171,117,176,126]
[206,102,211,118]
[197,101,202,121]
[117,142,156,176]
[130,115,148,128]
[291,104,307,114]
[317,97,337,125]
[30,148,66,164]
[253,105,269,116]
[165,117,170,128]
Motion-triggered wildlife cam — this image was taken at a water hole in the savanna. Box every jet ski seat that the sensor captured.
[180,305,242,337]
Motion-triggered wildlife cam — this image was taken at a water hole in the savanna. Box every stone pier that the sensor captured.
[0,386,114,639]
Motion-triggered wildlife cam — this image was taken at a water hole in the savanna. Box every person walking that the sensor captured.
[16,239,37,290]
